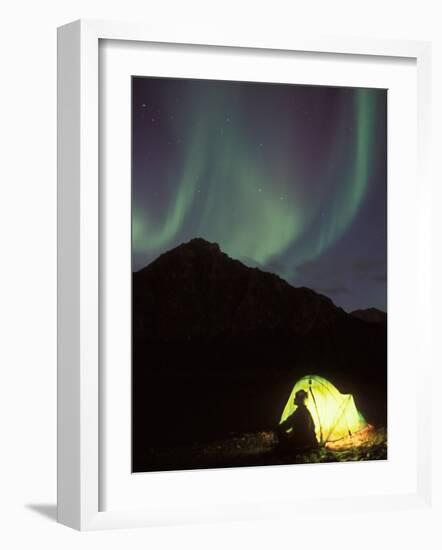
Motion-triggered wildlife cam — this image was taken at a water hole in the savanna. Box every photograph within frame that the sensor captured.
[131,76,387,473]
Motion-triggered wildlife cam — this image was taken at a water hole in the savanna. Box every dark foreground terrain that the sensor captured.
[134,428,387,473]
[132,238,387,472]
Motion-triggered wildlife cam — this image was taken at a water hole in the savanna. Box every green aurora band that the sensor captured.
[132,85,381,283]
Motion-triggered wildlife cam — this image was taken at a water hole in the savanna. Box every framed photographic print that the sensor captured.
[57,19,432,530]
[130,76,387,473]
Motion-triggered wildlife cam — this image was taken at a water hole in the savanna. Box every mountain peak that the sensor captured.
[182,237,221,253]
[133,239,354,344]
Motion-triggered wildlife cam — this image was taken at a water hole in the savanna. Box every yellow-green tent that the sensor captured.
[279,375,368,446]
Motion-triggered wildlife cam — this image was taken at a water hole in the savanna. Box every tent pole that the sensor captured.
[309,379,322,445]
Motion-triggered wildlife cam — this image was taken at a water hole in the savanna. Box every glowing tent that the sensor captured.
[279,375,371,448]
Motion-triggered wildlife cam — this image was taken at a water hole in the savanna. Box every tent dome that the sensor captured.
[280,375,368,446]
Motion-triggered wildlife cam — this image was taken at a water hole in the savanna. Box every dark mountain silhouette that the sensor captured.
[351,308,387,324]
[132,238,387,471]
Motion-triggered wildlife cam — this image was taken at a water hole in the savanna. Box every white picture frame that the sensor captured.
[57,19,432,531]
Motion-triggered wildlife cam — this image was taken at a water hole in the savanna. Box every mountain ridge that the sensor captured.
[133,237,355,344]
[351,307,387,324]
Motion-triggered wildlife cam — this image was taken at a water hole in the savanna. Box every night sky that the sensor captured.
[132,77,387,312]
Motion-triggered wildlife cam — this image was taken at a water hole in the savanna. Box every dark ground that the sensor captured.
[133,428,387,473]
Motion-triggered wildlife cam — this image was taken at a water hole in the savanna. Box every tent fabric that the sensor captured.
[279,375,367,445]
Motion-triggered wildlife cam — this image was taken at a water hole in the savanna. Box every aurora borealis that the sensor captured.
[132,77,387,312]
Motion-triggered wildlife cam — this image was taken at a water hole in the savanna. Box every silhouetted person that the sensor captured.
[277,389,318,451]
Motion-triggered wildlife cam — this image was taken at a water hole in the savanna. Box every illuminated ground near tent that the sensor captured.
[280,375,368,445]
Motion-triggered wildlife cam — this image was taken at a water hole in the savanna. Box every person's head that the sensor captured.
[294,389,308,406]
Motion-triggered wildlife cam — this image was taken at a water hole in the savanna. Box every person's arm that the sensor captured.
[279,413,294,432]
